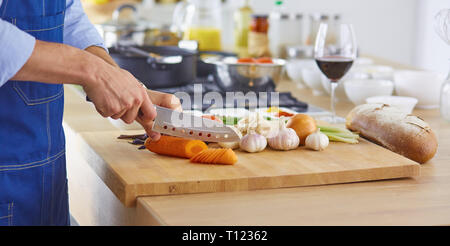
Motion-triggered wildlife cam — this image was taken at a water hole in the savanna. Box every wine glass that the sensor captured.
[314,23,357,123]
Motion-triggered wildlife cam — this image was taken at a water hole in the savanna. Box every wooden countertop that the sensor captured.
[63,58,450,225]
[136,83,450,226]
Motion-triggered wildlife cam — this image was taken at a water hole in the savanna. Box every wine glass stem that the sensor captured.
[330,81,338,122]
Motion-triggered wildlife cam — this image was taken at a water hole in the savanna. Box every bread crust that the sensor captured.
[346,104,438,164]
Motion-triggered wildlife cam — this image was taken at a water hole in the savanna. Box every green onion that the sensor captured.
[324,132,359,139]
[317,125,353,134]
[317,125,359,144]
[326,134,359,144]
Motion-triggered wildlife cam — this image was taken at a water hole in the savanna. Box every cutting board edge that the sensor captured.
[127,162,421,207]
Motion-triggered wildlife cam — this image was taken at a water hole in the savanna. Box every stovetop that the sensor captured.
[154,76,325,113]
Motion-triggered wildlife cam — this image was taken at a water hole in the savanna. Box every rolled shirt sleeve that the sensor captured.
[0,0,105,87]
[64,0,106,51]
[0,20,36,87]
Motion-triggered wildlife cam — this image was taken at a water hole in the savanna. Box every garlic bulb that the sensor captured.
[239,132,267,153]
[237,112,273,137]
[305,128,329,151]
[267,120,299,150]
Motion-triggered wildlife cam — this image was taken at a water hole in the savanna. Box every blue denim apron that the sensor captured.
[0,0,69,226]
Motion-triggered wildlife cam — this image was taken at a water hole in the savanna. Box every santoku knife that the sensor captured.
[152,106,242,142]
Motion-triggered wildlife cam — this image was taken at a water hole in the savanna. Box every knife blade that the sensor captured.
[152,106,242,142]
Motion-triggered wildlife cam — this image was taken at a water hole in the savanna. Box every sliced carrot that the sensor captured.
[190,148,238,165]
[190,151,200,162]
[208,148,224,163]
[212,148,227,163]
[223,149,238,164]
[145,135,208,159]
[209,149,223,163]
[198,150,210,162]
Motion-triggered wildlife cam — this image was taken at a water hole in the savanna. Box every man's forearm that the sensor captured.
[11,40,110,87]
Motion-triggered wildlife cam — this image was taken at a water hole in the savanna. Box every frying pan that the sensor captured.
[108,45,197,89]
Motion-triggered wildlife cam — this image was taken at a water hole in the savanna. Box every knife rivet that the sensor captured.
[172,127,176,131]
[163,125,168,129]
[207,134,211,137]
[198,133,202,136]
[189,131,193,135]
[224,134,229,138]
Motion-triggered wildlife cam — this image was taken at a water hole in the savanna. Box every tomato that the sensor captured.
[202,115,223,123]
[237,57,256,63]
[276,111,294,117]
[255,57,273,64]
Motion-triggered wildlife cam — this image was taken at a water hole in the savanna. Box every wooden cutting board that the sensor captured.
[77,130,420,207]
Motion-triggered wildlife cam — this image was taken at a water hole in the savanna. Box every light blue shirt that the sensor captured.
[0,0,106,87]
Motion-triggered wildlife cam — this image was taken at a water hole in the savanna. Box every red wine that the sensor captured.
[315,57,354,82]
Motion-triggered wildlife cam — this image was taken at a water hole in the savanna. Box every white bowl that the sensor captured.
[366,96,418,114]
[353,65,394,80]
[301,65,326,96]
[394,70,446,109]
[344,79,394,105]
[286,59,310,88]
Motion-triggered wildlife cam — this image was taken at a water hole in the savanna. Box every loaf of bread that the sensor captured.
[346,104,437,164]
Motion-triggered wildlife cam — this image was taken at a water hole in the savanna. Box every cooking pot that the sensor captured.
[95,4,162,48]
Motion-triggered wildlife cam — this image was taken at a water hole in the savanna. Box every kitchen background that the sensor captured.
[82,0,450,75]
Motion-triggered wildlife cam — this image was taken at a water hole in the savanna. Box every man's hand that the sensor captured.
[147,90,182,112]
[81,64,159,138]
[84,46,183,141]
[136,90,182,141]
[83,46,182,141]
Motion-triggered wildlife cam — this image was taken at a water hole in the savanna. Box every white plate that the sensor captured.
[255,107,299,119]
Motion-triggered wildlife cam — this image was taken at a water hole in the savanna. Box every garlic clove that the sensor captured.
[239,132,267,153]
[305,128,329,151]
[267,127,300,151]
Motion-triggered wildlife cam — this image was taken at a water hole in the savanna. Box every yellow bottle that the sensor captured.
[234,0,252,57]
[184,27,222,51]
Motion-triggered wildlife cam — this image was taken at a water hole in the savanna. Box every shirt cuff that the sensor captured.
[0,21,36,87]
[64,27,108,52]
[85,42,109,53]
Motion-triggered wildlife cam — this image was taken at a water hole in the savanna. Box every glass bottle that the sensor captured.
[248,14,271,57]
[234,0,253,57]
[178,0,223,51]
[269,1,304,58]
[306,13,330,46]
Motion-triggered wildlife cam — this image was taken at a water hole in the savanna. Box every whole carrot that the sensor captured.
[145,135,208,159]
